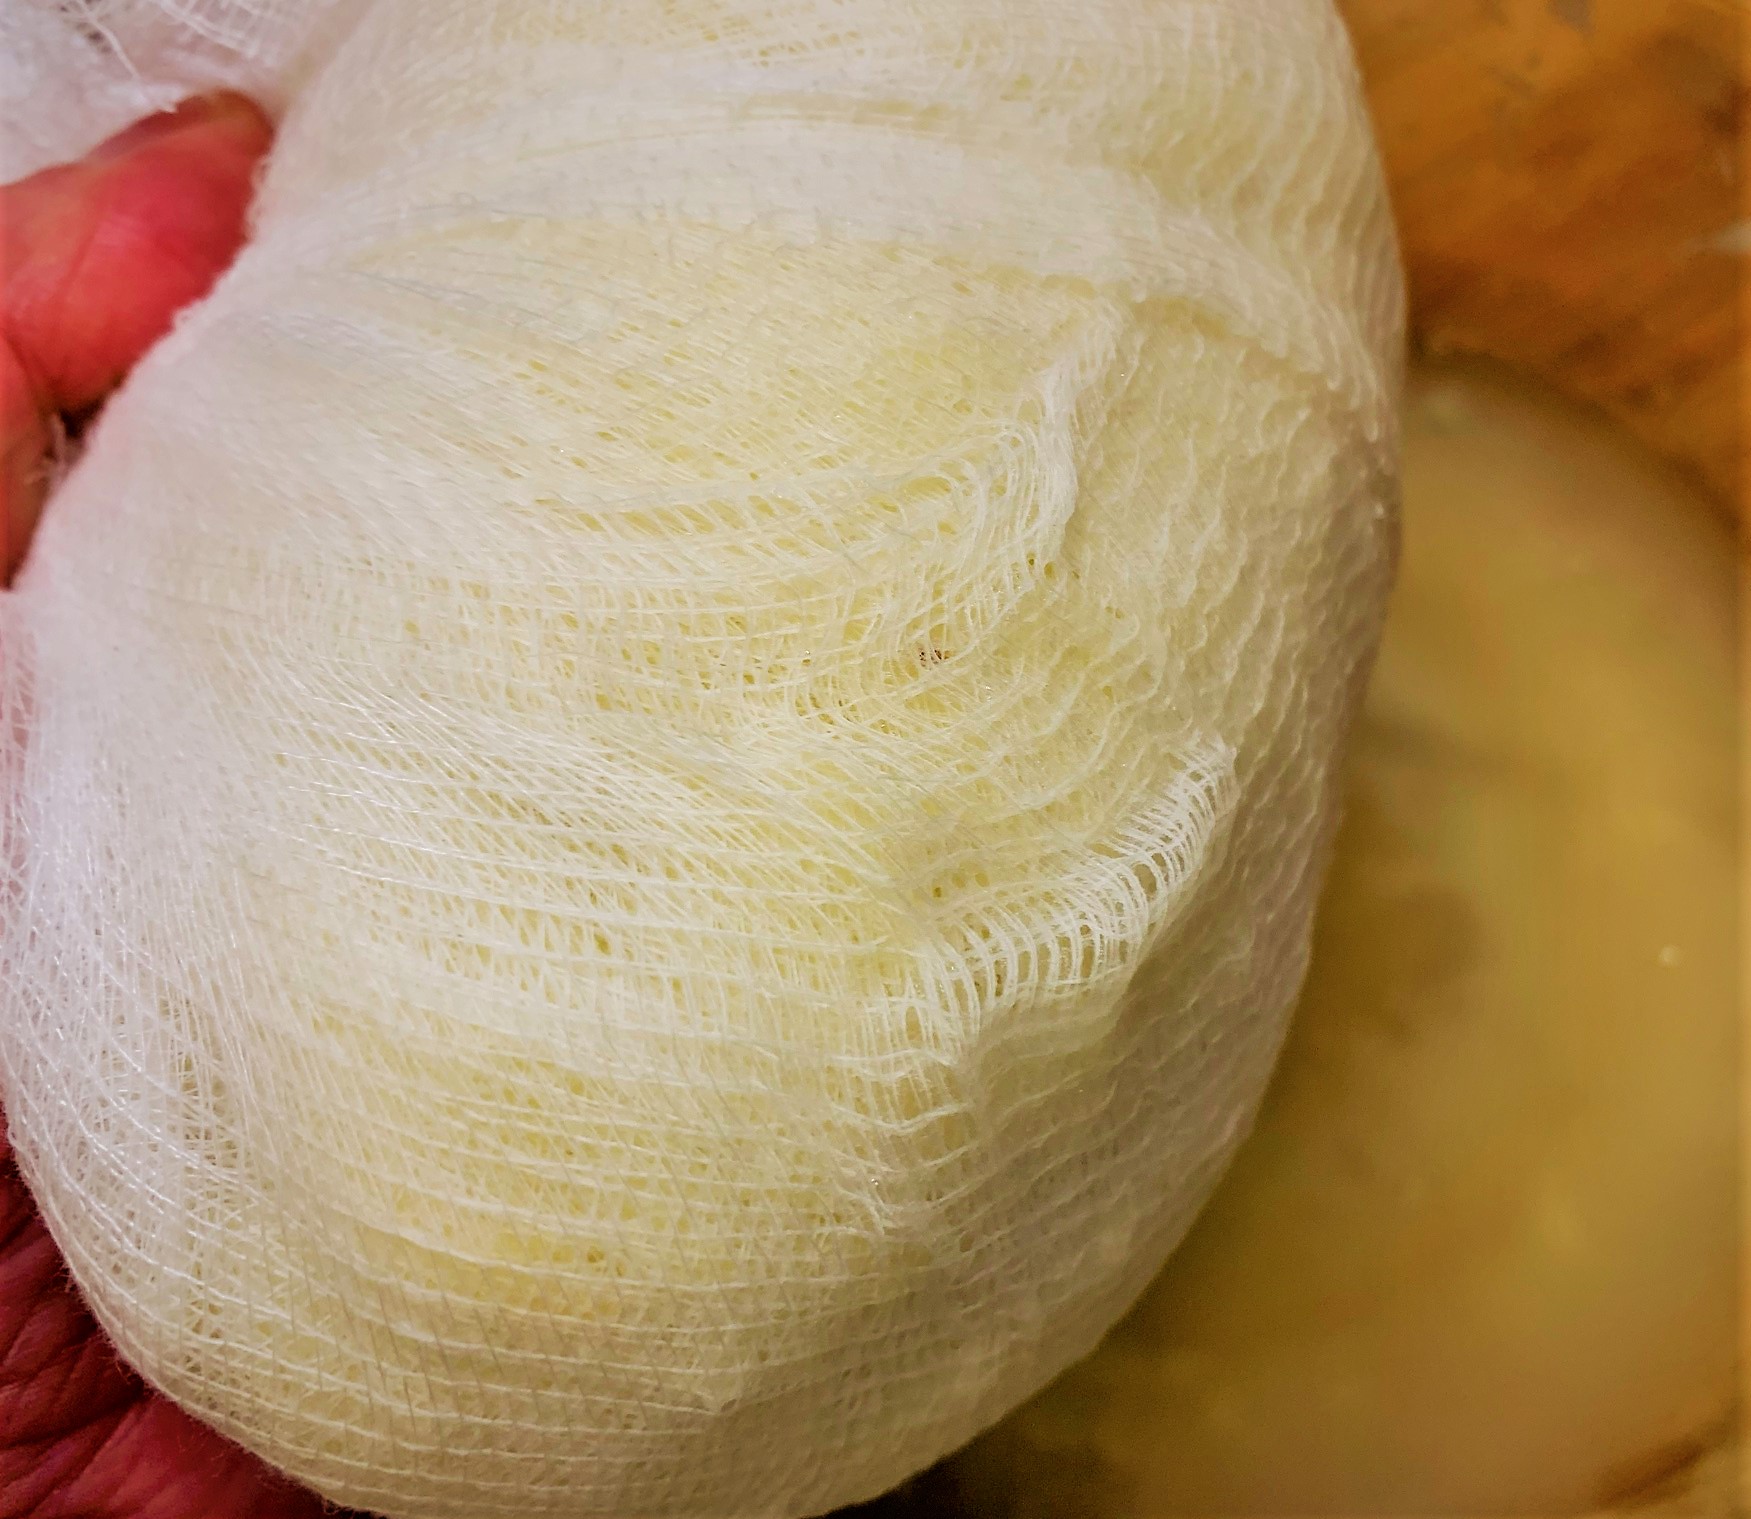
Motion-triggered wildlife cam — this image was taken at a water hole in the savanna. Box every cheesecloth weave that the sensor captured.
[0,3,1403,1515]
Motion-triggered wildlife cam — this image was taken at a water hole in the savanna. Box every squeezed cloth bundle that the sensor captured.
[0,3,1402,1515]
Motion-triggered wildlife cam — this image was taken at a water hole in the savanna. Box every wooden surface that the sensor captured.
[1337,0,1745,518]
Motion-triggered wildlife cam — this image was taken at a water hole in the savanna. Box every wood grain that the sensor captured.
[1336,0,1746,518]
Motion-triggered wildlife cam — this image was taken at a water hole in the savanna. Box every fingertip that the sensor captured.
[90,89,275,165]
[2,87,275,409]
[0,90,274,584]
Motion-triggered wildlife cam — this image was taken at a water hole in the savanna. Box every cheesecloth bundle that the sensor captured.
[0,3,1403,1515]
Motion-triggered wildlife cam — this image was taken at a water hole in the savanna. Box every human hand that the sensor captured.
[2,91,275,578]
[0,92,341,1519]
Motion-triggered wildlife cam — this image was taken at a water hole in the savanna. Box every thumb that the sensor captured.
[0,91,274,581]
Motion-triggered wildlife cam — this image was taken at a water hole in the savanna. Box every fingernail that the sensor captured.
[91,91,273,164]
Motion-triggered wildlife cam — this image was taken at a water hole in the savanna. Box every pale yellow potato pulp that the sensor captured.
[0,5,1401,1512]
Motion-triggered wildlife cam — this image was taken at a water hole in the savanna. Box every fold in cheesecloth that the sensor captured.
[0,3,1402,1515]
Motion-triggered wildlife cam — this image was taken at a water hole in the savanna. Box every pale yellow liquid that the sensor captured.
[843,359,1741,1516]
